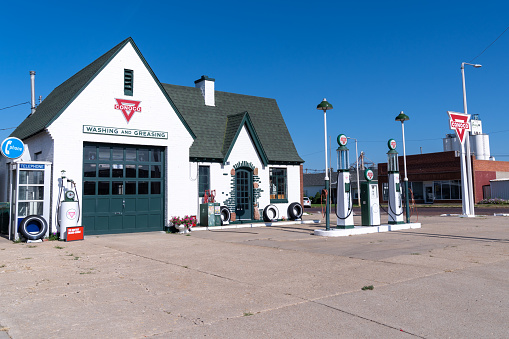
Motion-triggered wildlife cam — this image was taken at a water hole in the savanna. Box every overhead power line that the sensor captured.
[0,101,30,111]
[0,127,16,131]
[470,25,509,62]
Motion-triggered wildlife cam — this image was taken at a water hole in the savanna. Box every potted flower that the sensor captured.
[169,215,197,234]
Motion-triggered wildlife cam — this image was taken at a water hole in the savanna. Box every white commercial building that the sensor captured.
[0,38,304,237]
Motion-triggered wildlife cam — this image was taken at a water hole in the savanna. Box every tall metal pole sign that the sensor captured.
[448,111,471,216]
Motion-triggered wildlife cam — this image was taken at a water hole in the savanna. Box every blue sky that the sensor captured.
[1,1,508,170]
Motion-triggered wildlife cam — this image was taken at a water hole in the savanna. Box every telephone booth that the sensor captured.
[7,161,52,241]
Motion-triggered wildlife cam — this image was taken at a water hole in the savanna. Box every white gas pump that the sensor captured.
[335,134,354,229]
[360,169,380,226]
[387,139,404,224]
[57,171,80,240]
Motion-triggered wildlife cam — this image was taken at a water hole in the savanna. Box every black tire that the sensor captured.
[19,215,48,241]
[263,204,279,222]
[287,202,303,220]
[220,206,231,225]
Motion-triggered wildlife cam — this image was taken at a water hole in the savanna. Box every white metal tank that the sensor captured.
[443,134,460,152]
[471,134,491,160]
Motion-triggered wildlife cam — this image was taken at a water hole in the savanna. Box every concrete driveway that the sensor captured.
[0,213,507,338]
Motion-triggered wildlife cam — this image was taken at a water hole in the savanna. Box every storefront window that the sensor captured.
[409,182,423,200]
[433,180,461,200]
[270,168,287,202]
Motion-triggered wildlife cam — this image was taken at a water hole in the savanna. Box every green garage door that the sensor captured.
[82,143,164,235]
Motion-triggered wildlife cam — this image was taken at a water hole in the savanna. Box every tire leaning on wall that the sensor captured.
[19,215,48,241]
[287,202,303,220]
[220,206,231,225]
[263,204,279,222]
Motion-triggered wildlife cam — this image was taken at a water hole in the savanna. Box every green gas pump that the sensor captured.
[360,169,380,226]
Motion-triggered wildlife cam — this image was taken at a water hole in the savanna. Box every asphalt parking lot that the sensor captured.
[0,212,508,338]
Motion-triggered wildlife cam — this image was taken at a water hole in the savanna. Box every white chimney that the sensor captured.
[194,75,215,106]
[30,71,36,114]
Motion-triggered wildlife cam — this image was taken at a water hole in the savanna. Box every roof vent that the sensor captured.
[194,75,215,106]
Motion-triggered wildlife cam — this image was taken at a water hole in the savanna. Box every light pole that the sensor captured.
[347,137,361,207]
[462,62,481,217]
[317,98,333,231]
[395,111,410,223]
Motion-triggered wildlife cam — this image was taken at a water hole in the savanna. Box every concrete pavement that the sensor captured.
[0,212,507,338]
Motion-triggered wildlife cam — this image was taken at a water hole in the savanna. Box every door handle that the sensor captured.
[123,199,125,211]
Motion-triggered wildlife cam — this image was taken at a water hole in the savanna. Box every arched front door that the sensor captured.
[235,168,252,220]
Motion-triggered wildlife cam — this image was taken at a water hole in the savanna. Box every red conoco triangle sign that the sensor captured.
[448,111,471,144]
[114,99,142,123]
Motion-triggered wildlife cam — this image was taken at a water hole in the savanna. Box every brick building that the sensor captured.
[378,151,509,204]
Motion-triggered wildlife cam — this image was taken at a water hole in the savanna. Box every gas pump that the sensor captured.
[360,168,380,226]
[335,134,354,229]
[57,170,80,240]
[387,139,404,224]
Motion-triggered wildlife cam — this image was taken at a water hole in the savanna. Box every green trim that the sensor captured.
[47,38,196,140]
[270,199,288,203]
[223,112,268,166]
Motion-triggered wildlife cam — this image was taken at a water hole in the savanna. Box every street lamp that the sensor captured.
[461,62,481,217]
[347,137,361,208]
[395,111,410,223]
[317,98,333,231]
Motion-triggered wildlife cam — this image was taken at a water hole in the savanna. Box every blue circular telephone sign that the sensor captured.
[1,137,25,159]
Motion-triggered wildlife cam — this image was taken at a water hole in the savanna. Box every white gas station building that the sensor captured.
[0,38,304,239]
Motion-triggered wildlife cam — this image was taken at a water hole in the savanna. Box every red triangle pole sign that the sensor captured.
[447,111,471,144]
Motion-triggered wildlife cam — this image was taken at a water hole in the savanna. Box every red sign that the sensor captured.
[448,111,471,144]
[114,99,142,123]
[66,226,84,242]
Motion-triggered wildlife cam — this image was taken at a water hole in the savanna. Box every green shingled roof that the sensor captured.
[162,84,303,164]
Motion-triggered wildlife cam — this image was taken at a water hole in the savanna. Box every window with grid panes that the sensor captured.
[269,167,287,202]
[198,166,210,197]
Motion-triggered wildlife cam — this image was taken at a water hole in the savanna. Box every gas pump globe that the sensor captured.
[335,134,354,228]
[387,139,404,224]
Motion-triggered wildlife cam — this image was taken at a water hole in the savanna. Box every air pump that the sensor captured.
[387,139,404,224]
[335,134,354,229]
[57,170,80,240]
